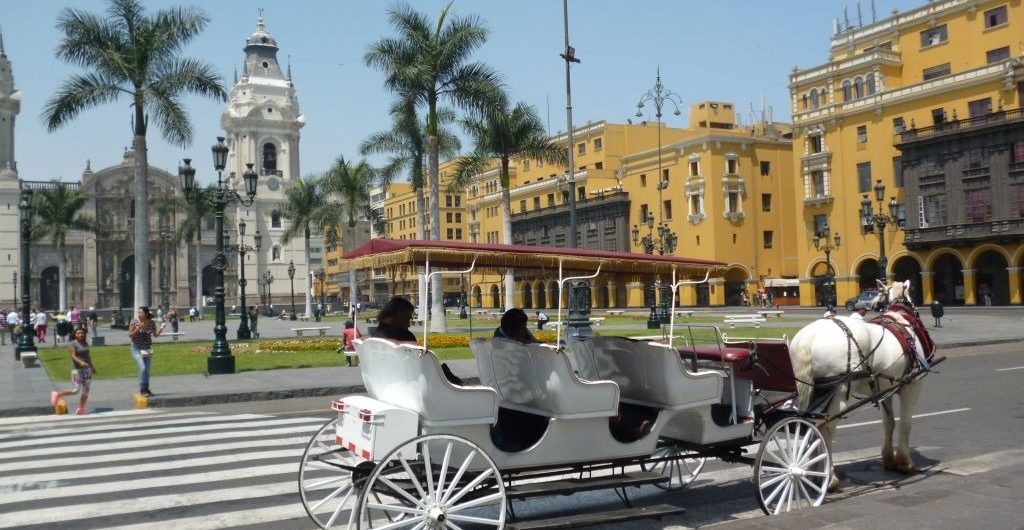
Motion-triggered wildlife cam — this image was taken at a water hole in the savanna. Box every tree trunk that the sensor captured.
[501,162,514,311]
[304,235,313,318]
[58,247,68,312]
[427,135,446,332]
[348,269,357,318]
[415,187,427,322]
[134,133,151,309]
[195,237,203,313]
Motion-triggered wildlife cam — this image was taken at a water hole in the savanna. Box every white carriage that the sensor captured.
[298,240,836,529]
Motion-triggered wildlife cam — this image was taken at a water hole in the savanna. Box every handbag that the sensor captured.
[139,348,152,358]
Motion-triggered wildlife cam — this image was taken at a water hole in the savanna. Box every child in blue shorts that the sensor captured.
[51,328,96,415]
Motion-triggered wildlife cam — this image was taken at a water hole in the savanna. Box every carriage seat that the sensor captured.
[569,336,722,410]
[677,346,752,364]
[680,341,798,393]
[471,338,619,420]
[356,338,499,427]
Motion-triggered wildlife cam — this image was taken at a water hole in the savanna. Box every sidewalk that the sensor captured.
[2,306,1021,417]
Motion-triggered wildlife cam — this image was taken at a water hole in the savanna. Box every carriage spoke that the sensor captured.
[759,472,789,489]
[762,474,788,507]
[306,475,351,490]
[445,467,495,507]
[447,513,505,526]
[801,469,829,478]
[365,502,424,516]
[799,476,825,496]
[398,454,429,502]
[323,486,355,528]
[800,452,828,468]
[310,483,352,512]
[422,442,436,501]
[447,491,505,513]
[362,512,425,530]
[441,451,477,504]
[378,476,427,508]
[436,440,454,503]
[444,520,467,530]
[771,480,792,515]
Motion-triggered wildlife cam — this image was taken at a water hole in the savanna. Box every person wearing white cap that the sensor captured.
[850,300,869,320]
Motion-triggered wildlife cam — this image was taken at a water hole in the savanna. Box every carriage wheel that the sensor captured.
[299,419,365,529]
[753,417,831,515]
[641,440,706,491]
[355,434,506,530]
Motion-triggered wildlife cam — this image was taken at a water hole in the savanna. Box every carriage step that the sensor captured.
[506,471,667,499]
[507,503,685,530]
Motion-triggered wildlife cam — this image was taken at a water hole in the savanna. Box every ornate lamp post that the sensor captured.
[634,70,682,325]
[259,270,273,316]
[15,189,35,361]
[158,224,172,311]
[860,179,901,282]
[813,224,841,307]
[315,267,326,322]
[232,219,261,340]
[287,259,297,321]
[178,137,258,375]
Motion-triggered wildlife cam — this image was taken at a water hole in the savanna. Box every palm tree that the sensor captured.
[450,101,566,308]
[32,182,104,312]
[365,2,504,331]
[269,175,326,319]
[42,0,226,309]
[173,185,215,315]
[321,156,376,313]
[361,102,461,318]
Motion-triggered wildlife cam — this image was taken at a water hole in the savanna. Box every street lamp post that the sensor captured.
[15,189,35,361]
[813,224,841,307]
[260,270,274,316]
[860,179,901,283]
[634,70,682,325]
[287,260,297,321]
[178,137,258,375]
[315,267,326,322]
[232,219,261,340]
[159,225,172,311]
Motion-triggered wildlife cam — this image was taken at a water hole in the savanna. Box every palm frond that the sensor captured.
[149,57,227,102]
[42,73,127,132]
[145,88,191,147]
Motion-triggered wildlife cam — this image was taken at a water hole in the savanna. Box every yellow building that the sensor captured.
[790,0,1024,306]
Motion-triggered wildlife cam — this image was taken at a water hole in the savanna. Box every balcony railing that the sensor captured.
[260,168,283,177]
[22,180,81,191]
[904,218,1024,248]
[896,107,1024,145]
[790,49,901,85]
[510,189,629,221]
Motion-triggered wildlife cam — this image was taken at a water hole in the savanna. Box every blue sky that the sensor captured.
[3,0,925,185]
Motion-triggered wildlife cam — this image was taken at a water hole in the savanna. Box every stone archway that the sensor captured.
[856,258,881,290]
[536,282,547,309]
[932,253,964,305]
[595,280,609,309]
[522,282,533,310]
[810,261,835,307]
[489,284,501,309]
[974,250,1009,305]
[119,256,135,309]
[549,281,559,309]
[723,267,749,306]
[40,266,60,311]
[472,285,482,308]
[891,256,923,305]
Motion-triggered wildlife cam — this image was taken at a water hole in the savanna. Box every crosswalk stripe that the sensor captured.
[0,411,287,440]
[103,504,311,530]
[0,409,202,429]
[0,421,324,460]
[0,415,324,448]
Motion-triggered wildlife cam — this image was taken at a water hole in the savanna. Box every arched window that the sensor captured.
[842,80,853,101]
[866,73,876,95]
[262,143,277,171]
[810,89,820,110]
[272,246,282,261]
[802,94,808,110]
[854,77,864,99]
[271,213,281,228]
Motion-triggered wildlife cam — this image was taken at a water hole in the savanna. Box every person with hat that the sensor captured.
[850,300,869,320]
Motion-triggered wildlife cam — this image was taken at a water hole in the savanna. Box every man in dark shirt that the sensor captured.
[371,297,417,341]
[494,308,537,344]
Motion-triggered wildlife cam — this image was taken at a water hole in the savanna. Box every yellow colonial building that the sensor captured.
[790,0,1024,306]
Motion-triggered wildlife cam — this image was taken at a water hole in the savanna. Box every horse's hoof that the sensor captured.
[827,473,842,492]
[882,453,898,471]
[895,455,917,474]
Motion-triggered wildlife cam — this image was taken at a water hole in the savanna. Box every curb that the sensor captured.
[0,406,58,418]
[937,338,1020,349]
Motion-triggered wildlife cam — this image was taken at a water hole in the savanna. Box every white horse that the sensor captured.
[789,280,934,486]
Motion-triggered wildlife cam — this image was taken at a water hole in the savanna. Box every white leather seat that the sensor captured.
[357,338,499,427]
[471,338,619,420]
[568,336,722,410]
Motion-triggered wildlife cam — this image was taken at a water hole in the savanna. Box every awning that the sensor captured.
[764,278,800,287]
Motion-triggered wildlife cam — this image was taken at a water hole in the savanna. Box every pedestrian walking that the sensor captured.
[536,310,549,331]
[247,306,258,338]
[69,305,82,330]
[34,309,48,343]
[6,309,19,346]
[86,307,98,337]
[0,309,7,346]
[342,320,360,367]
[168,308,179,333]
[50,328,96,415]
[128,306,165,397]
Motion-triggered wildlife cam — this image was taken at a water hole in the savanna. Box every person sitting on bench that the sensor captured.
[494,308,538,344]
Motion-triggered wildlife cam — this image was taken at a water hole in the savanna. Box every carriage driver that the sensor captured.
[850,301,869,320]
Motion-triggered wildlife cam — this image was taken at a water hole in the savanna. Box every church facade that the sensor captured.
[0,18,317,312]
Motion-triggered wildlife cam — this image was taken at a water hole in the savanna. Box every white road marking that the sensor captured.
[837,407,971,429]
[996,366,1024,372]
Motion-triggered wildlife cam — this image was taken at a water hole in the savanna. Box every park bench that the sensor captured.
[296,313,310,322]
[162,332,186,342]
[291,326,331,337]
[756,310,785,319]
[605,310,625,316]
[589,317,606,325]
[723,314,767,328]
[674,310,695,318]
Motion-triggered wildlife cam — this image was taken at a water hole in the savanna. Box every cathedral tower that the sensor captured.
[0,28,20,180]
[221,15,314,311]
[0,29,20,305]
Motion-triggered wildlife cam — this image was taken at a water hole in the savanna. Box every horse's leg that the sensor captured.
[894,380,923,474]
[823,390,846,492]
[879,395,897,471]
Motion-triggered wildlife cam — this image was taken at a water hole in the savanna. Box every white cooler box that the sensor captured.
[333,395,419,462]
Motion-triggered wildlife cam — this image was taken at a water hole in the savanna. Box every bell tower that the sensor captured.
[0,28,20,181]
[0,28,21,306]
[221,15,312,309]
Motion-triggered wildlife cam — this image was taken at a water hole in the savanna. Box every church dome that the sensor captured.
[245,17,278,49]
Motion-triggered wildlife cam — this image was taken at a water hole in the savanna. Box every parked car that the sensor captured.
[845,289,880,311]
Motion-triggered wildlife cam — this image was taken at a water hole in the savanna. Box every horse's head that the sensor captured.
[874,279,914,311]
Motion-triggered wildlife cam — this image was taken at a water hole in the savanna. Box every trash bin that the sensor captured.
[929,300,944,328]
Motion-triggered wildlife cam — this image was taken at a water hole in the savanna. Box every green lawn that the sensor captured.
[38,324,799,382]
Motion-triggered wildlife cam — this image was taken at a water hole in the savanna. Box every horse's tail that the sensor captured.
[790,333,815,412]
